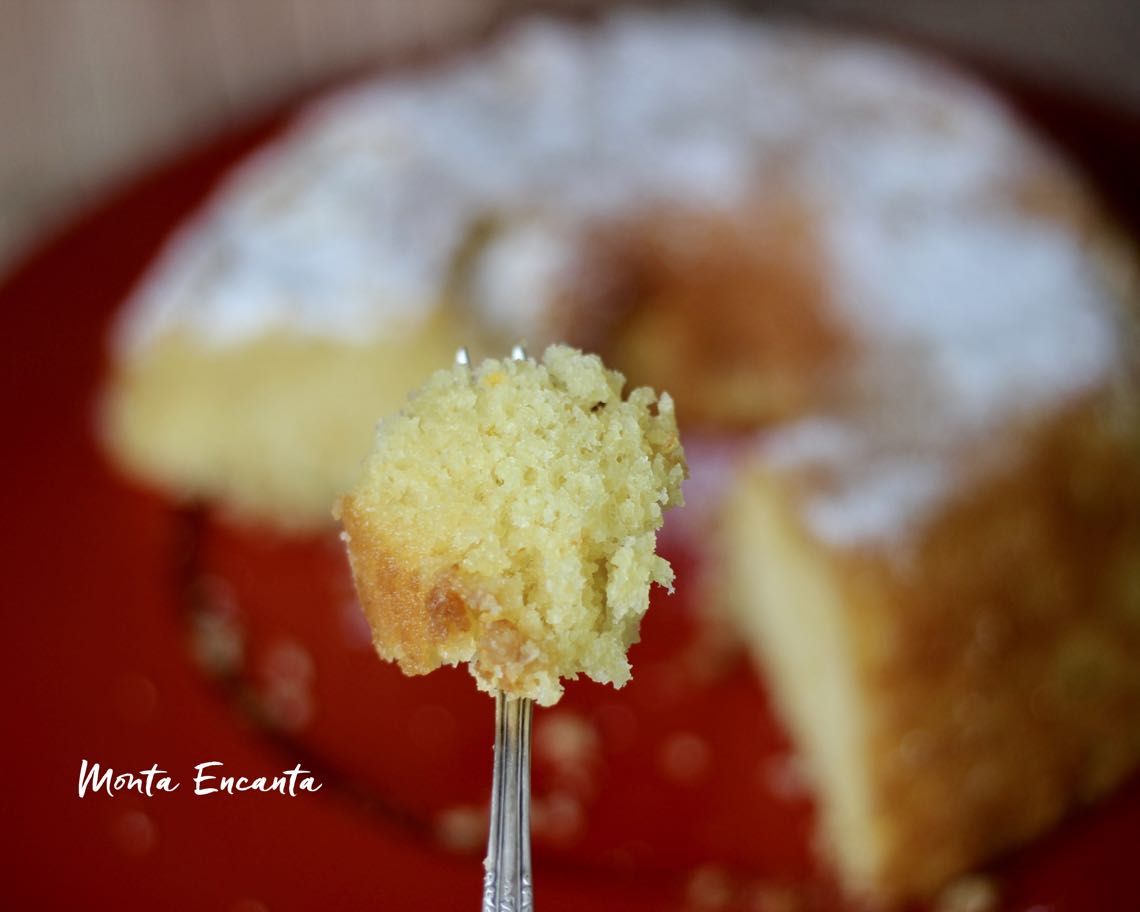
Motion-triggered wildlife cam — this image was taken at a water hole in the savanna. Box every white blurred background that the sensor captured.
[1,0,1138,274]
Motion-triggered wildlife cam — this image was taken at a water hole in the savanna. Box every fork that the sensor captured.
[482,690,534,912]
[455,344,536,912]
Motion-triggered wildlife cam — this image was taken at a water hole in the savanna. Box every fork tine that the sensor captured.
[460,343,534,912]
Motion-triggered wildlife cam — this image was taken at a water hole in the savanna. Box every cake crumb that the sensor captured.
[686,865,734,910]
[660,731,712,783]
[934,875,1000,912]
[436,804,488,852]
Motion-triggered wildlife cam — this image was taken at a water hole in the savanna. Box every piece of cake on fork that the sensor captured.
[335,344,686,706]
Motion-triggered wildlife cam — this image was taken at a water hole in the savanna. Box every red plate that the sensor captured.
[4,47,1140,912]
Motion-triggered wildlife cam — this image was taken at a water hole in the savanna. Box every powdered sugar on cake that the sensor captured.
[115,9,1121,545]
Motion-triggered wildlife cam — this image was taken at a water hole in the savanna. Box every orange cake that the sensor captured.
[99,7,1140,904]
[335,345,685,706]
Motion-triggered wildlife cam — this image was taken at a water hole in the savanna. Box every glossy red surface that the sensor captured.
[4,50,1140,912]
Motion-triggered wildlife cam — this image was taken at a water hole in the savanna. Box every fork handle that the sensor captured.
[482,691,534,912]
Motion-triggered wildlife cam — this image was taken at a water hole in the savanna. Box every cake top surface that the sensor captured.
[337,345,686,705]
[116,7,1126,546]
[118,9,1105,351]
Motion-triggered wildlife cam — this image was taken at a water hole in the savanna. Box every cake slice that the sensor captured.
[722,387,1140,901]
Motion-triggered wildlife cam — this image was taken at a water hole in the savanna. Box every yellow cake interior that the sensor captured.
[723,471,885,893]
[102,310,464,529]
[336,344,686,706]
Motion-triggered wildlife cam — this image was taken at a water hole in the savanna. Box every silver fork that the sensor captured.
[456,344,536,912]
[483,691,534,912]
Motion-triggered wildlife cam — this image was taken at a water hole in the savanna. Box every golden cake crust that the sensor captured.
[861,395,1140,897]
[334,517,475,675]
